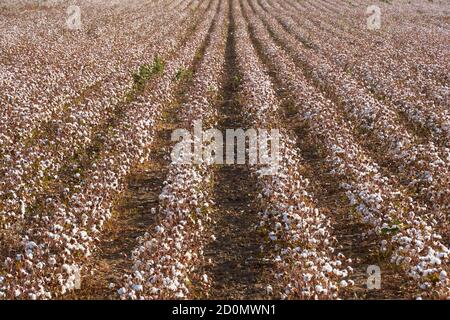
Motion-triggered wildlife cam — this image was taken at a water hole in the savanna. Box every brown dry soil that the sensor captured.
[66,107,177,300]
[199,5,274,300]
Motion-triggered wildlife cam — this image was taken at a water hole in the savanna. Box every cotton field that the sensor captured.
[0,0,449,300]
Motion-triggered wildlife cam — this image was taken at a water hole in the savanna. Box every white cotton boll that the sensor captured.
[134,271,144,282]
[132,284,143,292]
[333,269,342,277]
[109,283,116,289]
[81,214,88,226]
[61,285,67,295]
[315,285,324,294]
[431,257,441,265]
[211,234,216,241]
[419,282,430,290]
[80,231,88,240]
[339,280,348,288]
[303,273,312,282]
[185,252,192,261]
[168,283,178,291]
[439,270,447,282]
[317,228,326,236]
[26,241,37,251]
[202,274,208,283]
[150,287,159,294]
[268,232,277,241]
[323,263,332,273]
[20,200,26,216]
[155,225,164,234]
[62,264,71,273]
[118,287,127,295]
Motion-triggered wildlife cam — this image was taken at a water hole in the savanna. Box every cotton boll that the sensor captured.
[132,284,143,292]
[268,232,277,241]
[155,225,165,234]
[303,273,312,282]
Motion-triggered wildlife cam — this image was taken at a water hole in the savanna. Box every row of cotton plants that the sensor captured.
[118,0,228,299]
[233,0,353,299]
